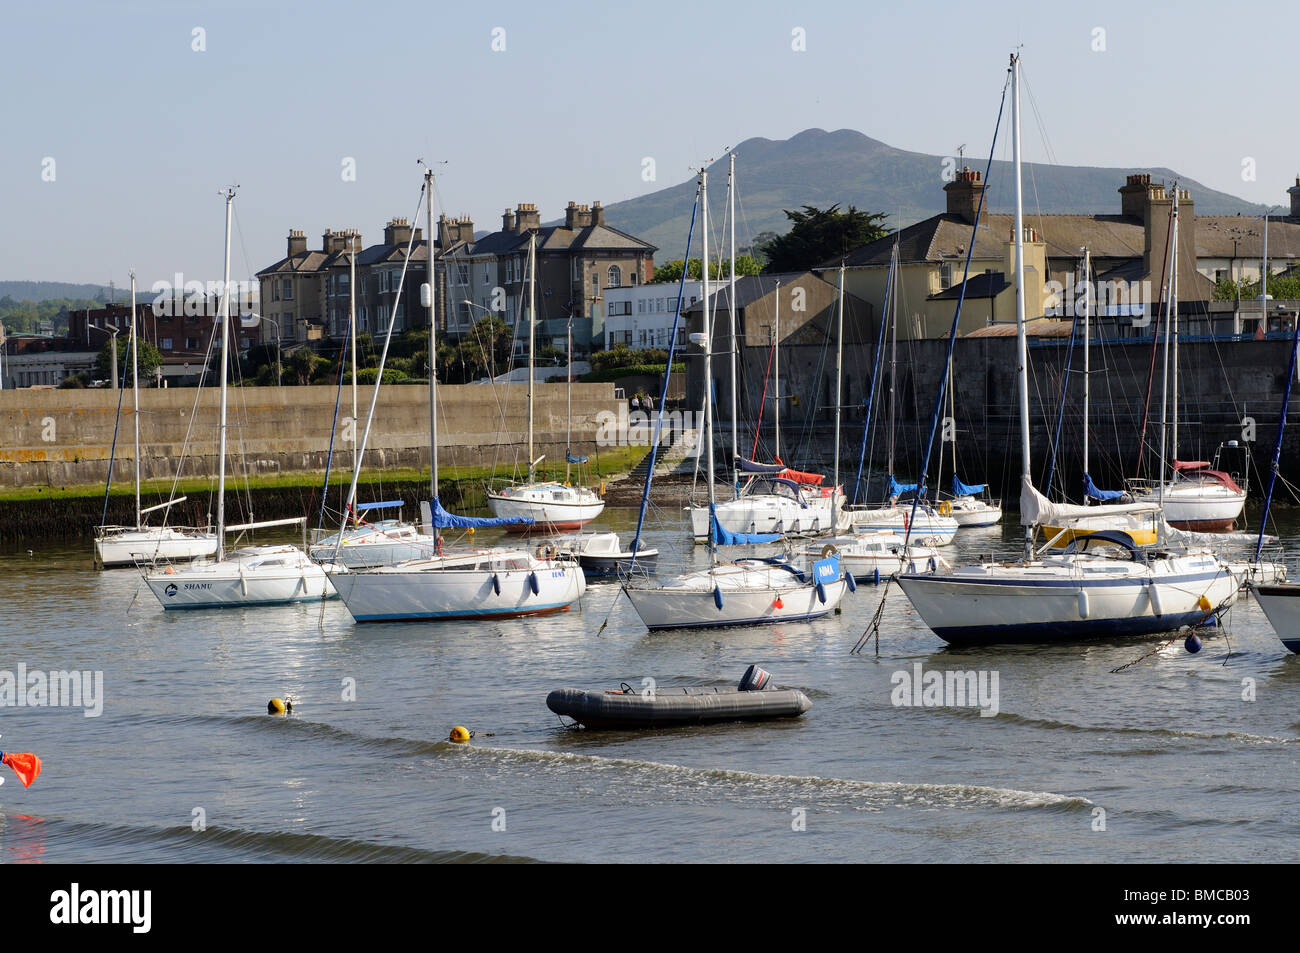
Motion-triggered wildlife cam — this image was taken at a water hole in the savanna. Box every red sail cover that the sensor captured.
[1172,461,1242,494]
[777,468,825,486]
[2,752,42,787]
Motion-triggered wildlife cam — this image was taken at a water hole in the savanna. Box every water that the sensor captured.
[1,510,1297,863]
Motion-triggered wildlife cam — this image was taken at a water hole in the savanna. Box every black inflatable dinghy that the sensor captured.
[547,665,811,729]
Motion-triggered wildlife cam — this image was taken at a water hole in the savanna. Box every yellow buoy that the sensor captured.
[1196,595,1212,612]
[449,726,471,743]
[467,527,475,535]
[268,698,291,714]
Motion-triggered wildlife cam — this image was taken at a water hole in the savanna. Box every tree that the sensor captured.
[1212,271,1300,302]
[96,336,162,386]
[759,205,889,273]
[653,256,762,284]
[455,315,513,380]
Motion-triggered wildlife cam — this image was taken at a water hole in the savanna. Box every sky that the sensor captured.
[3,0,1295,290]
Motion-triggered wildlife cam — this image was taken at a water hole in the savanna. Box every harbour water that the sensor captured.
[1,508,1297,863]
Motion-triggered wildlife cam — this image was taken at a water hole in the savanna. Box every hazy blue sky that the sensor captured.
[3,0,1294,288]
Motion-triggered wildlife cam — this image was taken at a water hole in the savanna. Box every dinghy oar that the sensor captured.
[1,751,43,787]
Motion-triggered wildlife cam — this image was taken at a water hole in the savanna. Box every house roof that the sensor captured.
[964,318,1074,338]
[681,272,814,316]
[928,270,1009,301]
[459,223,656,258]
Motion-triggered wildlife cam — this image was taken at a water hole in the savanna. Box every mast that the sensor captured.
[1082,247,1091,482]
[1170,188,1180,466]
[888,252,898,481]
[773,280,780,461]
[833,261,844,531]
[425,168,438,498]
[350,230,359,486]
[1011,53,1032,559]
[565,316,573,485]
[527,230,537,484]
[728,151,739,496]
[1157,199,1177,505]
[130,272,140,529]
[701,169,717,566]
[216,188,235,562]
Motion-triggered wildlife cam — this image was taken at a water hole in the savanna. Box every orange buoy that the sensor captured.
[774,597,784,609]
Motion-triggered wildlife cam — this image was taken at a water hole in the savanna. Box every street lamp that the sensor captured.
[87,323,121,389]
[244,312,281,383]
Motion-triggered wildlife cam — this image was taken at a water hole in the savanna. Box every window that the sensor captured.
[657,298,665,312]
[939,262,953,289]
[283,279,293,301]
[591,274,599,297]
[380,270,389,293]
[630,271,638,286]
[573,258,582,280]
[457,264,469,286]
[622,331,632,345]
[273,282,280,302]
[607,265,621,288]
[185,337,198,350]
[637,299,646,314]
[160,337,173,350]
[483,264,490,285]
[607,332,615,349]
[639,330,647,346]
[1215,268,1228,283]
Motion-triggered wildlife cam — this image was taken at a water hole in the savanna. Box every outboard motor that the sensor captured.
[738,665,771,692]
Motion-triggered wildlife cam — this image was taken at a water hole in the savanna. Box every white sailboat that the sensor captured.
[327,169,585,623]
[309,233,440,568]
[689,155,848,542]
[94,273,218,568]
[844,243,959,543]
[897,53,1237,645]
[1131,194,1247,531]
[624,168,848,631]
[144,189,336,609]
[485,231,605,531]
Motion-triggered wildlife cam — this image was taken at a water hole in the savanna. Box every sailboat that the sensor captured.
[843,244,959,544]
[897,53,1237,645]
[1130,196,1247,531]
[144,189,336,609]
[936,352,1002,527]
[795,260,945,580]
[485,231,606,531]
[94,273,218,568]
[309,232,440,569]
[1246,298,1300,653]
[689,156,848,542]
[327,168,586,622]
[623,168,848,631]
[1039,246,1162,548]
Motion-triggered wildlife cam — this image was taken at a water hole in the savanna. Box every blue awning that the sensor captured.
[565,450,588,465]
[952,475,986,496]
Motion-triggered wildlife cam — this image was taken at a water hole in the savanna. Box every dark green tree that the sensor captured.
[96,336,162,385]
[759,205,889,273]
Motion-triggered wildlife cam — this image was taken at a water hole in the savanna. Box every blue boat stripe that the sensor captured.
[899,569,1227,589]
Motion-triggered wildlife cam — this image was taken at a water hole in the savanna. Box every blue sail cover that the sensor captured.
[887,476,919,499]
[430,497,533,529]
[1082,472,1126,502]
[565,450,588,464]
[952,475,986,496]
[737,457,785,474]
[711,510,780,546]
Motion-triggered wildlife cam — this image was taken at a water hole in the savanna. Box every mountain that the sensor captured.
[595,128,1271,263]
[0,281,116,303]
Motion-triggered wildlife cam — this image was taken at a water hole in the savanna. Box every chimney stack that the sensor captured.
[943,168,985,224]
[383,217,421,247]
[592,200,605,226]
[514,203,541,232]
[1288,176,1300,218]
[502,208,515,232]
[287,229,307,257]
[1119,173,1154,220]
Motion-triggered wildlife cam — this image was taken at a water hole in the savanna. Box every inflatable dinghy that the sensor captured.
[547,665,810,729]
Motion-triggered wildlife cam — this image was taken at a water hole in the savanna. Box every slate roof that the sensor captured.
[458,223,656,258]
[928,270,1009,301]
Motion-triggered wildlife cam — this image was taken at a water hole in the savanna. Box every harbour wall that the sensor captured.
[0,382,623,489]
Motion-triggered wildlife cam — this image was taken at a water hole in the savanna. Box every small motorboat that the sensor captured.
[548,532,659,578]
[547,665,811,729]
